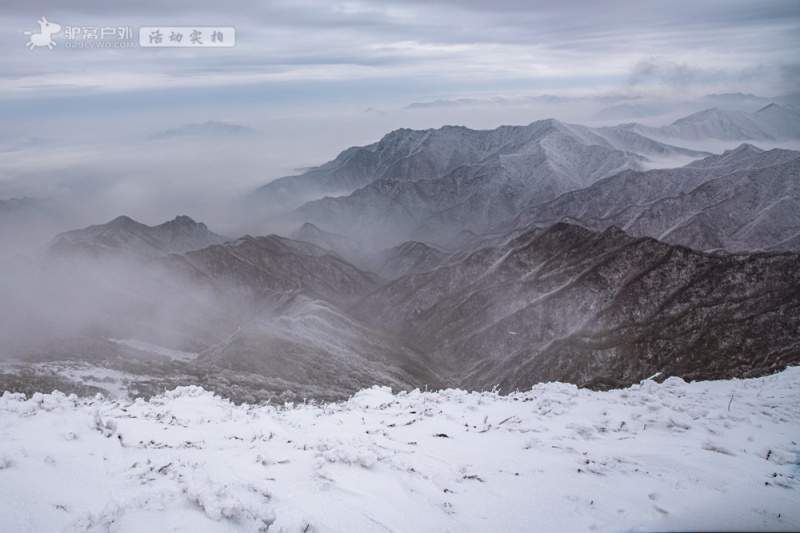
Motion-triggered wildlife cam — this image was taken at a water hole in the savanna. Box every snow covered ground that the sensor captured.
[1,367,798,532]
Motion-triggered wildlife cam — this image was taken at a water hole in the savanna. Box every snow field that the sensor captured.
[1,367,799,532]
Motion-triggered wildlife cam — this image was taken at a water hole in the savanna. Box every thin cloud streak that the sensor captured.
[1,0,797,247]
[2,0,796,97]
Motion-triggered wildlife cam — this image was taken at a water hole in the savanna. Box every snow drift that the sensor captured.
[1,366,798,532]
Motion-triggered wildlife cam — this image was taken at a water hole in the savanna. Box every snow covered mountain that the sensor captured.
[162,237,442,396]
[262,105,798,252]
[49,215,230,258]
[290,222,366,264]
[5,105,800,533]
[620,103,800,141]
[287,119,706,248]
[357,223,800,392]
[251,124,538,211]
[4,224,380,358]
[494,144,800,252]
[180,233,380,306]
[197,294,448,399]
[5,105,800,405]
[4,223,421,399]
[363,240,460,281]
[3,217,799,402]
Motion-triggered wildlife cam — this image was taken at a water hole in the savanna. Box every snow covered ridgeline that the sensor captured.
[1,370,798,532]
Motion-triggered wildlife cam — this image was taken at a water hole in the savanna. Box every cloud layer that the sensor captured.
[1,0,798,249]
[4,1,797,99]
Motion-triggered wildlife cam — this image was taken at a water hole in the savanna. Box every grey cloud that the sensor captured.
[2,0,798,237]
[4,0,797,100]
[403,94,640,110]
[628,57,797,94]
[779,63,800,94]
[628,58,699,88]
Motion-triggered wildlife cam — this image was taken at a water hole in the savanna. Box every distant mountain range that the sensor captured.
[252,119,706,206]
[493,144,800,252]
[49,215,230,258]
[357,223,800,391]
[270,119,707,248]
[249,104,799,252]
[0,197,58,215]
[4,215,798,401]
[619,104,800,141]
[2,104,800,402]
[152,120,254,140]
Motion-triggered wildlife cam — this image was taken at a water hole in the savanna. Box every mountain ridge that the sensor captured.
[48,215,231,258]
[490,145,800,252]
[619,104,800,141]
[287,118,708,248]
[355,222,800,391]
[4,105,800,402]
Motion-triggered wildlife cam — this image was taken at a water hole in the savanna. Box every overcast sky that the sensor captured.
[1,0,798,234]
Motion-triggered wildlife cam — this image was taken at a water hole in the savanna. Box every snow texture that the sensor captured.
[497,145,800,252]
[1,366,798,532]
[620,104,800,142]
[256,118,706,248]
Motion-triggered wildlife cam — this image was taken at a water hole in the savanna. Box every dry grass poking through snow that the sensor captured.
[1,367,799,532]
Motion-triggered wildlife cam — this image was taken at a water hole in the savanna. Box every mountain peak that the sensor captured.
[721,143,764,156]
[670,107,728,126]
[299,222,321,232]
[618,105,799,142]
[50,215,228,257]
[755,103,783,113]
[530,117,565,129]
[684,142,771,170]
[158,215,205,230]
[108,215,137,226]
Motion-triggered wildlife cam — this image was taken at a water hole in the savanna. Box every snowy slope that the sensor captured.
[1,367,798,532]
[197,294,448,399]
[249,125,517,212]
[620,104,800,142]
[2,229,382,364]
[290,222,367,265]
[6,220,798,401]
[293,119,706,248]
[181,234,381,306]
[253,119,704,202]
[496,145,800,252]
[358,223,800,391]
[364,240,459,280]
